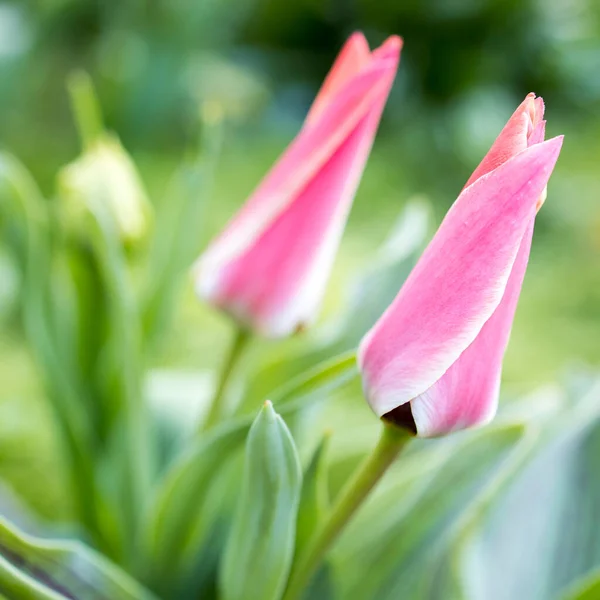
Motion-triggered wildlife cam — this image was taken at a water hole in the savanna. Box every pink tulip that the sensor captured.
[358,94,563,437]
[193,33,401,337]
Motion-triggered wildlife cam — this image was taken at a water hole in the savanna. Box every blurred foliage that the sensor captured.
[1,0,600,598]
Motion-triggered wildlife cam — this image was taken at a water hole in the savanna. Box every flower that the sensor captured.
[358,94,563,437]
[193,33,402,338]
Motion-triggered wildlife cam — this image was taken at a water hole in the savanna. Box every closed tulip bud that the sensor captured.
[358,94,563,437]
[59,134,153,245]
[193,33,402,338]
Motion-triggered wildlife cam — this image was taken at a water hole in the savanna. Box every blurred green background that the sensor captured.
[1,0,600,522]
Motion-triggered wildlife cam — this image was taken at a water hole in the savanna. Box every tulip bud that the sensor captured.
[58,134,153,245]
[358,94,563,437]
[193,33,402,338]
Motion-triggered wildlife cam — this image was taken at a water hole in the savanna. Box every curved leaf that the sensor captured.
[0,517,155,600]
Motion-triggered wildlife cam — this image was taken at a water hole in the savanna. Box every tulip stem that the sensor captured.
[201,327,250,431]
[67,70,104,149]
[283,422,412,600]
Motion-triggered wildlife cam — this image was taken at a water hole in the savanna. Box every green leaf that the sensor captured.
[453,377,600,600]
[143,351,356,591]
[0,517,156,600]
[219,401,302,600]
[295,433,331,558]
[268,351,357,409]
[0,152,48,268]
[143,419,249,591]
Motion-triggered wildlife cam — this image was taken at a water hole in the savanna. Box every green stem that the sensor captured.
[67,70,103,148]
[201,327,250,432]
[283,422,412,600]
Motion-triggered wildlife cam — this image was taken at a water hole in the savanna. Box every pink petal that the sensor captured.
[528,120,546,147]
[410,218,534,437]
[464,93,544,188]
[370,35,403,62]
[533,96,545,124]
[202,96,390,337]
[305,32,372,127]
[358,136,563,417]
[197,47,399,278]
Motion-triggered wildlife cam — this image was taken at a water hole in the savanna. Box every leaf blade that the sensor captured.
[0,517,156,600]
[219,402,302,600]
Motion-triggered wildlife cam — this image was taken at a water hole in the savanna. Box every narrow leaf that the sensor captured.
[269,351,357,408]
[219,402,302,600]
[143,421,249,588]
